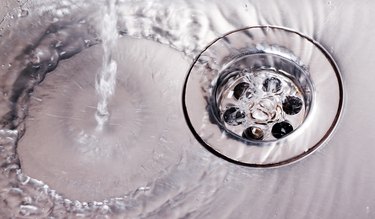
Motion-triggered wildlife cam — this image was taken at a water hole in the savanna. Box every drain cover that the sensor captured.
[183,26,343,167]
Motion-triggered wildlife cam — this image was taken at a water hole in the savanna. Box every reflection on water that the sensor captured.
[0,0,374,218]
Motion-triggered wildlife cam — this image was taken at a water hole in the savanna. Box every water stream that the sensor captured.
[0,0,374,218]
[95,0,118,130]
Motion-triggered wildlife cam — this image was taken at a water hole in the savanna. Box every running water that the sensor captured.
[95,0,118,130]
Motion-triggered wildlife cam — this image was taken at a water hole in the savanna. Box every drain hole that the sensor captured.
[282,96,303,115]
[223,107,246,126]
[242,126,264,140]
[271,121,294,139]
[233,82,250,99]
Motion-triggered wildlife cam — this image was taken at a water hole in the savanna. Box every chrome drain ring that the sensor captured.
[182,26,344,167]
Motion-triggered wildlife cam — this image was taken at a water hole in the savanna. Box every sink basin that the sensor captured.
[0,0,374,218]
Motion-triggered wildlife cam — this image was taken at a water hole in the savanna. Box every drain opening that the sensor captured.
[183,26,343,167]
[213,64,310,141]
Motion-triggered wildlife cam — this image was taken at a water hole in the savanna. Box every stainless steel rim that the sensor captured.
[182,26,344,167]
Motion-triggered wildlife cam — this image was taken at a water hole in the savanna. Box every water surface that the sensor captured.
[0,0,374,218]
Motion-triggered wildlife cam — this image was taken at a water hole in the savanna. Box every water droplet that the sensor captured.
[251,109,268,122]
[242,126,264,140]
[282,96,303,115]
[223,107,246,126]
[55,40,63,48]
[233,82,249,99]
[259,98,276,112]
[263,77,282,93]
[244,89,256,99]
[18,9,29,18]
[84,39,91,47]
[272,121,293,139]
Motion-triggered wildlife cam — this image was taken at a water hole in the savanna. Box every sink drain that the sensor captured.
[183,26,343,167]
[215,67,309,141]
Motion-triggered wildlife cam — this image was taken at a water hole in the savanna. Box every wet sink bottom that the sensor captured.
[17,38,191,201]
[1,0,375,218]
[1,36,233,218]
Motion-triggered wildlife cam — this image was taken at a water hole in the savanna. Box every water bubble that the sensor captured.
[259,98,276,113]
[18,9,29,18]
[282,96,303,115]
[262,77,282,93]
[84,39,91,47]
[223,107,246,126]
[251,98,279,123]
[55,40,63,48]
[251,108,269,122]
[242,126,264,140]
[271,121,293,139]
[244,89,255,99]
[19,204,39,216]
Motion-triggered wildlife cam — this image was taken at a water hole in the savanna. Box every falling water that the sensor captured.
[95,0,118,130]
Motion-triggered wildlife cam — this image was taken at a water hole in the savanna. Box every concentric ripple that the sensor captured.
[0,0,374,218]
[17,38,189,201]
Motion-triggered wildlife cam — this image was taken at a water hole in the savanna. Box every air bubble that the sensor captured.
[263,77,282,93]
[18,9,29,18]
[251,108,269,122]
[244,86,258,99]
